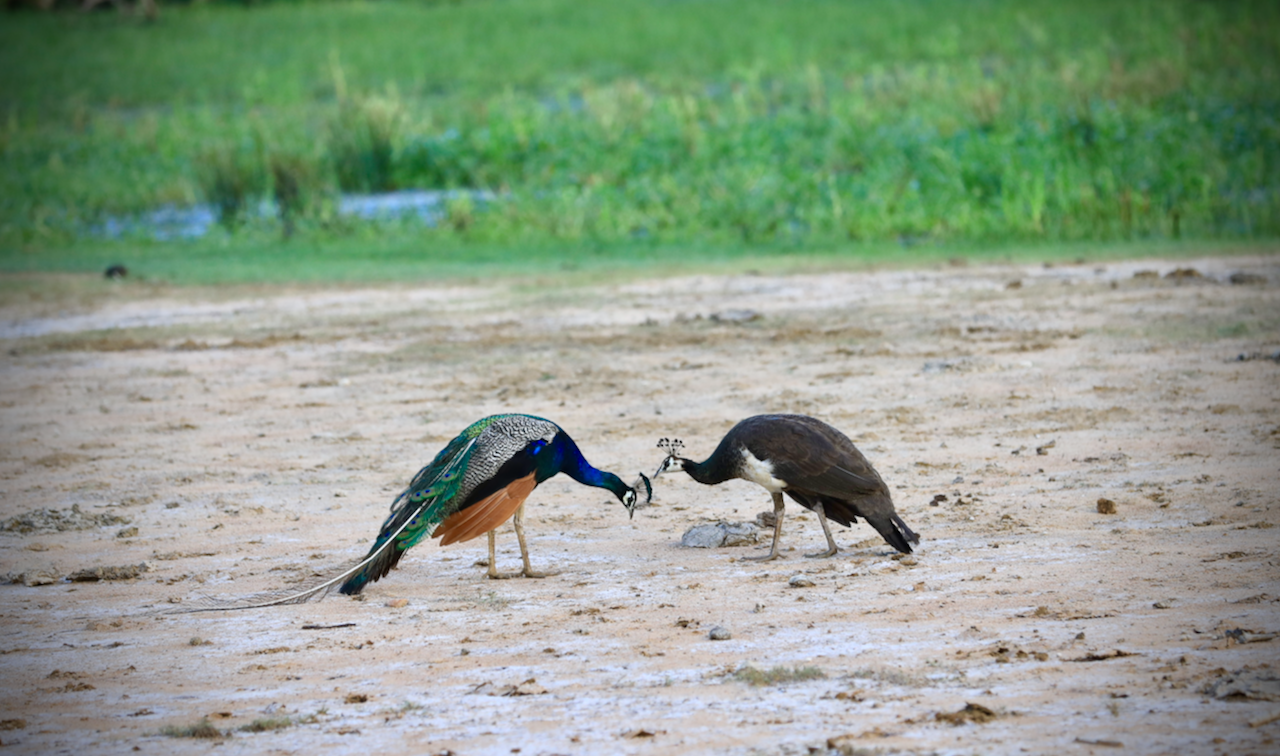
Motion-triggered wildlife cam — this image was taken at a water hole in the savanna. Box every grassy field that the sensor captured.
[2,0,1278,283]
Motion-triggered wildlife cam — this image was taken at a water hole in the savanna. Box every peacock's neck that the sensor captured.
[553,433,623,497]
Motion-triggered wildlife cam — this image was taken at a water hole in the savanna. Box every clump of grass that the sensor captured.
[269,153,324,239]
[732,664,826,686]
[237,716,294,733]
[473,589,511,610]
[196,147,262,231]
[159,717,223,739]
[329,96,400,194]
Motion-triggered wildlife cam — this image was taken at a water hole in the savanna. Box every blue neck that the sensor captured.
[551,433,626,498]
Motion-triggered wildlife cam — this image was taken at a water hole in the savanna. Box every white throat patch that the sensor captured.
[739,448,787,492]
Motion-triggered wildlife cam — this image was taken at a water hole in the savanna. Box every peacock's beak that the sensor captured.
[629,473,652,519]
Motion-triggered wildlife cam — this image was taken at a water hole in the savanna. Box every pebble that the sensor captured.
[708,626,732,641]
[681,522,758,548]
[788,575,816,588]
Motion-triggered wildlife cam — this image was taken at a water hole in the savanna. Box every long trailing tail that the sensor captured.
[168,432,478,613]
[167,502,427,613]
[867,512,921,555]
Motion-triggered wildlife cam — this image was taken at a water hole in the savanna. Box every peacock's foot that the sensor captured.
[486,567,560,579]
[744,550,782,562]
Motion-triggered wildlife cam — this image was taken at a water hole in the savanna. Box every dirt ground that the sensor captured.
[1,253,1278,756]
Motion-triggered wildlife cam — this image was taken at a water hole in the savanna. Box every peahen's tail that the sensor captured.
[866,512,921,555]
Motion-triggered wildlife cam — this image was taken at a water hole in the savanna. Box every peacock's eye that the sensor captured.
[529,439,548,455]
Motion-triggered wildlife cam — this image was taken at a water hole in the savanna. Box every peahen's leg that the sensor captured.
[805,501,840,558]
[746,492,786,562]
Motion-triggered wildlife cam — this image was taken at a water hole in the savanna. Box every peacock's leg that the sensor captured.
[513,503,558,578]
[485,530,506,579]
[805,501,840,558]
[745,492,786,562]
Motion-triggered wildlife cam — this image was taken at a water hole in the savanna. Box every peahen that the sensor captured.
[654,414,918,561]
[333,413,652,593]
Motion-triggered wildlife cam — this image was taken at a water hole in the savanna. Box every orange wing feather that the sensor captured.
[434,473,538,546]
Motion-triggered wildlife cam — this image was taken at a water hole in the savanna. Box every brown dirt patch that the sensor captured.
[1,254,1278,754]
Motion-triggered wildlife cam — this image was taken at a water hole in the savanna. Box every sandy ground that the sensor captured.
[1,254,1278,756]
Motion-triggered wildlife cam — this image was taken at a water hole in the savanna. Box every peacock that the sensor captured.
[173,414,649,612]
[654,414,918,561]
[332,413,652,593]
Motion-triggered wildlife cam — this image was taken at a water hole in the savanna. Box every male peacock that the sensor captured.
[328,414,652,593]
[654,414,918,561]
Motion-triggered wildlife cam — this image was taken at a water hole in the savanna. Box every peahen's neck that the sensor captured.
[682,453,737,486]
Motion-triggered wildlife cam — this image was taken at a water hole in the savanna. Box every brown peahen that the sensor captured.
[654,414,918,561]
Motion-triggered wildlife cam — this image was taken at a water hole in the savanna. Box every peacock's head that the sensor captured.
[653,437,688,478]
[620,473,652,519]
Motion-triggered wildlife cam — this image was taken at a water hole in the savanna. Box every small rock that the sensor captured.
[116,527,138,539]
[936,702,998,725]
[1035,440,1055,456]
[68,563,151,582]
[710,309,761,323]
[708,626,732,641]
[1096,498,1117,515]
[1206,669,1280,701]
[1229,272,1267,285]
[13,569,60,587]
[385,598,409,608]
[681,522,758,548]
[1166,267,1202,280]
[1153,600,1174,609]
[104,264,128,279]
[788,575,816,588]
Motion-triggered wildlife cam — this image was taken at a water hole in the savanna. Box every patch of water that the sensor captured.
[93,189,495,240]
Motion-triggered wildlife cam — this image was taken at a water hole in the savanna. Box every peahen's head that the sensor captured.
[653,437,690,478]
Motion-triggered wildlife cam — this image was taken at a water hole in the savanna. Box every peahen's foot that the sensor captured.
[744,550,782,562]
[804,546,839,559]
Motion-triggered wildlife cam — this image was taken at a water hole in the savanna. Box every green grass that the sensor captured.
[2,0,1278,280]
[159,717,224,739]
[732,664,827,686]
[236,716,296,734]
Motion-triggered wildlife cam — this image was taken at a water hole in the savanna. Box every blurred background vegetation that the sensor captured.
[1,0,1277,283]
